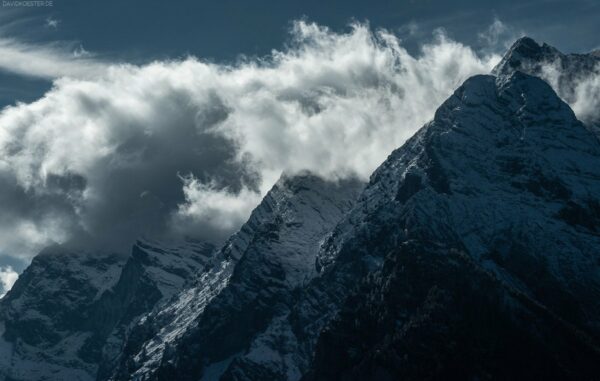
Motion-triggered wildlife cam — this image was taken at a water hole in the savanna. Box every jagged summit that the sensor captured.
[492,36,559,75]
[492,36,600,137]
[492,36,600,76]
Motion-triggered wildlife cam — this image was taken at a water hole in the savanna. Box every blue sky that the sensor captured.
[0,0,598,106]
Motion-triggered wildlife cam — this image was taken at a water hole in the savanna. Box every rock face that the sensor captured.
[95,239,216,380]
[0,239,214,381]
[0,248,124,381]
[110,173,364,381]
[305,241,600,381]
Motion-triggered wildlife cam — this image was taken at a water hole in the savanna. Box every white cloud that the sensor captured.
[45,17,60,29]
[174,174,263,235]
[567,69,600,125]
[0,20,503,262]
[478,18,525,54]
[478,18,508,46]
[397,21,419,37]
[0,37,108,79]
[0,266,18,298]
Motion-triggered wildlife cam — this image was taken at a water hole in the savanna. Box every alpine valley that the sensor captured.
[1,37,600,381]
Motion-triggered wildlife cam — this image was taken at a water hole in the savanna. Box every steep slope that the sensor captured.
[0,248,124,381]
[301,72,600,379]
[306,241,600,381]
[95,239,216,380]
[0,239,214,381]
[111,173,364,381]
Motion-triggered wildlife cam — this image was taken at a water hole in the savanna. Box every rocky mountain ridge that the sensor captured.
[0,239,215,381]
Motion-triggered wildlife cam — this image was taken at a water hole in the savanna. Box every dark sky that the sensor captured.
[0,0,598,107]
[15,0,600,59]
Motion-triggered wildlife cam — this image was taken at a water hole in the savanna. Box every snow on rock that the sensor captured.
[110,173,364,381]
[0,247,124,381]
[0,238,214,381]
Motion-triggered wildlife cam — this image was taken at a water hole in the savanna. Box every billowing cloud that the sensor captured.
[173,174,263,237]
[0,21,504,266]
[0,266,18,298]
[570,72,600,124]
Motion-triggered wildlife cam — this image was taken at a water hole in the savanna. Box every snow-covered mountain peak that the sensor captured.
[492,36,560,76]
[492,37,600,136]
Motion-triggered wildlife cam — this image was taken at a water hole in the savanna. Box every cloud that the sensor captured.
[0,266,18,298]
[0,37,107,79]
[478,18,508,46]
[397,21,419,37]
[173,174,263,238]
[556,69,600,127]
[0,20,503,266]
[535,55,600,127]
[45,17,59,29]
[570,71,600,124]
[478,18,525,54]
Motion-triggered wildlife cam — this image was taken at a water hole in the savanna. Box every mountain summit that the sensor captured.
[493,36,600,136]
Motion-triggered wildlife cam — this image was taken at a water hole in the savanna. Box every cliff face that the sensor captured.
[110,173,364,381]
[0,239,214,381]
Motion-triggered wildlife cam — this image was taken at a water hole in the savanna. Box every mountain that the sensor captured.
[493,37,599,78]
[0,239,214,381]
[109,173,364,381]
[493,37,600,135]
[302,71,600,379]
[0,247,124,381]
